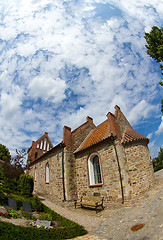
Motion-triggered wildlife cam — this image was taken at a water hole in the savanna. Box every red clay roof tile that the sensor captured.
[122,127,149,144]
[75,113,120,153]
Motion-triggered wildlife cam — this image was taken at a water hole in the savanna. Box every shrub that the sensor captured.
[31,195,44,212]
[0,220,87,240]
[0,164,7,205]
[19,174,34,196]
[0,186,7,206]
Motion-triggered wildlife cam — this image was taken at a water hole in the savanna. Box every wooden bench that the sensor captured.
[74,196,104,213]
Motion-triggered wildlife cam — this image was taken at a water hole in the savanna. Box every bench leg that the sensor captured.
[95,203,98,213]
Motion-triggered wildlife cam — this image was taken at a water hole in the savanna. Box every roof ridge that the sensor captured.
[106,112,121,138]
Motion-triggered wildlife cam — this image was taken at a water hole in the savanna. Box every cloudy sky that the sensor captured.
[0,0,162,159]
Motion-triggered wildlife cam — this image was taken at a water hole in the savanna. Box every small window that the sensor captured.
[40,140,43,149]
[43,138,47,151]
[35,152,38,159]
[88,153,103,186]
[47,142,50,151]
[34,167,37,181]
[45,163,49,183]
[93,155,102,184]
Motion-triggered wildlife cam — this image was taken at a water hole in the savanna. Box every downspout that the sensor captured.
[111,133,124,204]
[61,145,66,201]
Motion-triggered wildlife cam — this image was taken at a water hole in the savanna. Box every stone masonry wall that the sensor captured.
[75,140,125,205]
[113,139,131,200]
[64,147,77,201]
[124,141,154,197]
[64,120,95,201]
[30,149,64,203]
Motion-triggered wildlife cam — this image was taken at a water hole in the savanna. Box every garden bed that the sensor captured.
[0,194,87,240]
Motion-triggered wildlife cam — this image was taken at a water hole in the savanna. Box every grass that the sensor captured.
[0,192,87,239]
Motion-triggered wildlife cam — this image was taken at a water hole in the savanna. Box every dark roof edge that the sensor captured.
[122,138,149,145]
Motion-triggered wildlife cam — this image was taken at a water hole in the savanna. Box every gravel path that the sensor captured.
[42,169,163,240]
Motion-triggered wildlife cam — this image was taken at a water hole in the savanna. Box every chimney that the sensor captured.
[106,112,115,119]
[63,126,71,147]
[86,116,93,124]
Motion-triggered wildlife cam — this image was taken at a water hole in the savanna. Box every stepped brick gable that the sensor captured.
[26,106,154,205]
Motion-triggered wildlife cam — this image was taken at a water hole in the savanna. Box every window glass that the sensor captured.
[93,155,102,184]
[88,153,102,185]
[34,167,36,181]
[46,163,49,183]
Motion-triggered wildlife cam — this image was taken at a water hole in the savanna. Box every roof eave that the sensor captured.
[74,135,117,155]
[122,138,149,145]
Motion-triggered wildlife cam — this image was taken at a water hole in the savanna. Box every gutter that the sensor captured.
[111,133,124,204]
[61,145,66,201]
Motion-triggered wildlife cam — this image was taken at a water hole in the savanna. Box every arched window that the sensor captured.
[88,153,103,186]
[34,167,37,182]
[45,163,49,183]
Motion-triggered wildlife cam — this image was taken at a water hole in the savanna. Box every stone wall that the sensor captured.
[63,118,95,201]
[75,139,154,205]
[124,141,154,197]
[30,148,64,203]
[64,147,77,201]
[75,140,126,205]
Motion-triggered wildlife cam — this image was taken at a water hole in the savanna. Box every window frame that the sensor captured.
[34,167,37,182]
[88,153,103,187]
[45,162,49,184]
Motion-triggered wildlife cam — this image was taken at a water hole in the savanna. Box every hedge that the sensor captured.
[0,221,87,240]
[18,174,34,196]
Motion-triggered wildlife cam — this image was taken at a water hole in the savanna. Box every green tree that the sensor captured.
[0,144,11,163]
[153,147,163,172]
[2,149,26,180]
[144,26,163,113]
[0,146,26,193]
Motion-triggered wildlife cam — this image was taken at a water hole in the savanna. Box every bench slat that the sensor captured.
[82,197,102,201]
[81,202,101,206]
[74,196,104,213]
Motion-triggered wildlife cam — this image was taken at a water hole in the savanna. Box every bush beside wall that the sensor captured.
[19,174,34,196]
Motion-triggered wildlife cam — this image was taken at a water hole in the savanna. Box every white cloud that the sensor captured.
[0,86,23,121]
[28,76,67,103]
[147,132,153,140]
[127,100,156,125]
[0,0,162,155]
[156,116,163,135]
[148,140,158,159]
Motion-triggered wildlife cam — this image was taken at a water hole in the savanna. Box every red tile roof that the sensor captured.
[75,113,120,153]
[75,107,148,153]
[122,128,149,144]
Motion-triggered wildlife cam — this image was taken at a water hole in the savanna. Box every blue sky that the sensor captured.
[0,0,162,159]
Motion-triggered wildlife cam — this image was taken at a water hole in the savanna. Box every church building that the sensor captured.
[26,105,154,205]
